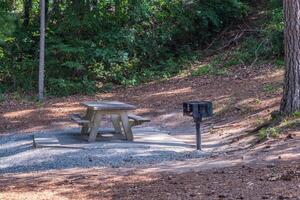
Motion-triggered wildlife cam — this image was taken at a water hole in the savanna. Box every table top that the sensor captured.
[81,101,137,111]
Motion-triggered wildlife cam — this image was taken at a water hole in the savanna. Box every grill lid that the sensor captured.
[183,101,213,119]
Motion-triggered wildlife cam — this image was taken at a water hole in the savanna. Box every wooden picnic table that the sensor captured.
[73,101,138,142]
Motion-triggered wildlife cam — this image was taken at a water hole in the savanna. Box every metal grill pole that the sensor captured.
[195,121,201,150]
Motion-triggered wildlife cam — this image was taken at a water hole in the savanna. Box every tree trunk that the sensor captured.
[45,0,49,24]
[23,0,32,27]
[38,0,45,101]
[280,0,300,115]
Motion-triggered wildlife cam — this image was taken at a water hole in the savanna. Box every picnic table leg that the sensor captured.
[88,112,102,142]
[111,114,122,134]
[80,109,93,135]
[120,112,134,141]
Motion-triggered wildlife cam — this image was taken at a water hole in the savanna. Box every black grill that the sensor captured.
[183,101,213,150]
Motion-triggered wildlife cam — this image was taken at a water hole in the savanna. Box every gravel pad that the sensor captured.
[0,127,207,174]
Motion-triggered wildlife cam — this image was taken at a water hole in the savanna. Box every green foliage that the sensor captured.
[263,84,278,94]
[258,127,279,141]
[217,1,284,67]
[0,92,5,103]
[192,64,213,76]
[280,117,300,129]
[192,55,231,77]
[223,59,240,68]
[0,2,15,42]
[274,59,284,68]
[293,111,300,118]
[47,78,95,96]
[0,0,248,96]
[264,1,284,57]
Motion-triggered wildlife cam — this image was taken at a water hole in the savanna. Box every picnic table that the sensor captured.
[71,101,149,142]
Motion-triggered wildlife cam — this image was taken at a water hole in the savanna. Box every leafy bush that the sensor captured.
[0,0,248,96]
[233,0,283,65]
[192,65,213,76]
[209,0,284,68]
[264,0,284,57]
[47,78,95,96]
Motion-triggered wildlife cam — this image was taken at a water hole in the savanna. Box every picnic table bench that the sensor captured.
[70,101,150,142]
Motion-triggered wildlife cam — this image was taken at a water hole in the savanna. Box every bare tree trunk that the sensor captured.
[45,0,49,24]
[23,0,32,27]
[38,0,45,101]
[280,0,300,115]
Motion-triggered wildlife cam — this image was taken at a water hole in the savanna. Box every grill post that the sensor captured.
[183,101,213,151]
[195,121,201,150]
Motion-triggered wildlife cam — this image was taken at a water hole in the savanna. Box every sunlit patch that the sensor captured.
[96,93,115,98]
[253,70,283,82]
[147,87,192,97]
[135,108,152,114]
[52,102,80,107]
[213,95,235,114]
[3,107,84,119]
[236,97,280,110]
[264,152,300,161]
[160,112,180,120]
[237,98,256,105]
[45,107,84,117]
[3,109,35,118]
[0,191,70,200]
[22,126,51,133]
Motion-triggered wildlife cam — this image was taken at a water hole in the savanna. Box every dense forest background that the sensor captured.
[0,0,283,96]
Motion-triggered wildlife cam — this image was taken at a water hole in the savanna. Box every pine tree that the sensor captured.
[280,0,300,115]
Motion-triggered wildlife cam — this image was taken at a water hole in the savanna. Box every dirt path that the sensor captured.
[0,65,283,135]
[1,146,300,200]
[1,65,300,199]
[0,65,286,153]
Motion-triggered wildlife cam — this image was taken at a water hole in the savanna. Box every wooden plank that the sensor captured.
[81,101,136,111]
[80,109,94,135]
[120,112,134,141]
[88,112,102,142]
[70,114,90,124]
[128,114,150,122]
[111,114,122,134]
[128,114,150,127]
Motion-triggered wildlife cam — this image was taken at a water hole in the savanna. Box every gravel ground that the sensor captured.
[0,127,208,174]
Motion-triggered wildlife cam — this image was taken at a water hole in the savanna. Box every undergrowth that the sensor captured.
[0,0,284,97]
[191,0,284,77]
[0,0,248,97]
[257,111,300,142]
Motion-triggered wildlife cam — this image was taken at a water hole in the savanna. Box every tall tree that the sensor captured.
[38,0,45,101]
[23,0,32,27]
[45,0,49,23]
[280,0,300,115]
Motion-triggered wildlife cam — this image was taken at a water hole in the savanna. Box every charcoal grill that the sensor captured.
[183,101,213,150]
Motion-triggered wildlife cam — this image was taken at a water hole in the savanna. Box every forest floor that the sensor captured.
[1,64,300,199]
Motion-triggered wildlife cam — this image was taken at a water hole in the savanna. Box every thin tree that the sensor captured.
[38,0,45,101]
[280,0,300,115]
[23,0,32,27]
